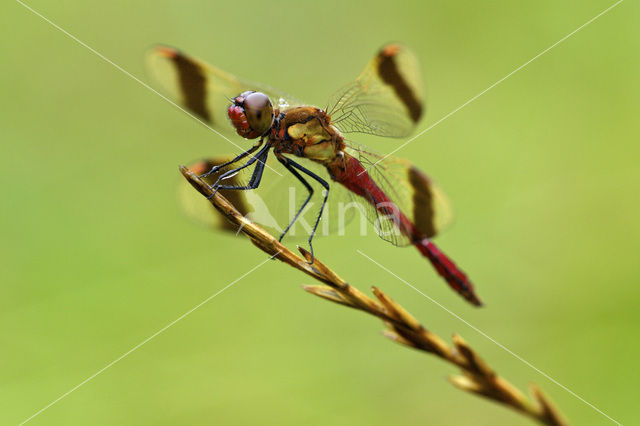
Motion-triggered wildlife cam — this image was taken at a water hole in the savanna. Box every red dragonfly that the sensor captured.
[147,43,482,306]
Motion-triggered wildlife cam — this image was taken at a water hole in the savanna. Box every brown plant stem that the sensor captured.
[180,165,568,426]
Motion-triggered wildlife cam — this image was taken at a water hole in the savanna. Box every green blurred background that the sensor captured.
[2,0,638,424]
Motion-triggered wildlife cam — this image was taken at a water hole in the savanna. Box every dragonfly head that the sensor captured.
[228,91,274,139]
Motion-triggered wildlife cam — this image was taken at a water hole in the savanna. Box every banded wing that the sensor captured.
[337,145,452,246]
[146,45,301,132]
[148,46,315,236]
[180,155,356,239]
[327,43,425,138]
[180,154,299,236]
[180,157,254,233]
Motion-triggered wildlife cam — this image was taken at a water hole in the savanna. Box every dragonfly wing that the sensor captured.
[181,155,355,239]
[146,45,301,133]
[181,151,294,233]
[180,157,254,232]
[327,43,425,138]
[340,145,452,246]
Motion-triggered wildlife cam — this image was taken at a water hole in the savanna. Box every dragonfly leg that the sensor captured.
[199,139,263,179]
[207,144,270,199]
[275,155,314,242]
[282,157,330,264]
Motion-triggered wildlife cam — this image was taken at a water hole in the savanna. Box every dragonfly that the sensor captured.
[147,43,482,306]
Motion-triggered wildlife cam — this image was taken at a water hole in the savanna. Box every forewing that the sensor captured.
[180,157,254,233]
[180,156,355,239]
[327,43,425,138]
[343,145,452,246]
[146,45,301,133]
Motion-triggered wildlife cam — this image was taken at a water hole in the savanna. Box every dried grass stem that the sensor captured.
[180,166,567,426]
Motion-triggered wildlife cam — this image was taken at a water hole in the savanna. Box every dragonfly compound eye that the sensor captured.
[228,91,274,139]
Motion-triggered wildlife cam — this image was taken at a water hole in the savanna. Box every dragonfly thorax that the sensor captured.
[270,106,345,165]
[228,91,275,139]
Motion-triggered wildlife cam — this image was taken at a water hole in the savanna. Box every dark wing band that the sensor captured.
[327,43,425,138]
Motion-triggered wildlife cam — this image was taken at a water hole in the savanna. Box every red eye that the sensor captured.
[228,92,274,139]
[228,104,251,136]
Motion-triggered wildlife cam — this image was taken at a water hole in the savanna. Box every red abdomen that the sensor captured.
[330,153,482,306]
